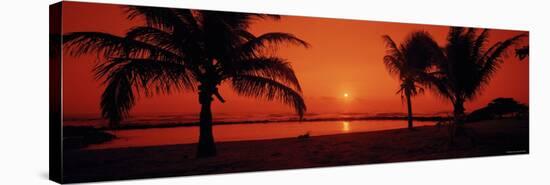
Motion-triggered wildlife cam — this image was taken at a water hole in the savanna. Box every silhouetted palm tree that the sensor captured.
[382,31,441,129]
[63,6,309,157]
[428,27,526,140]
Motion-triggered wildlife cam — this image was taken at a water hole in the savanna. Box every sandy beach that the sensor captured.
[63,119,528,183]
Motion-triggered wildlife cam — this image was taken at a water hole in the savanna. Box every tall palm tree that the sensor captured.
[63,6,309,157]
[382,31,442,129]
[429,27,526,137]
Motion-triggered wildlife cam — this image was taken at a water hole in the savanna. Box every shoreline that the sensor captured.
[87,125,440,151]
[71,116,450,131]
[63,119,528,183]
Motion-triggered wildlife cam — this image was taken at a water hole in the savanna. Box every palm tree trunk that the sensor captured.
[405,88,413,130]
[197,84,217,158]
[453,98,465,126]
[450,98,465,144]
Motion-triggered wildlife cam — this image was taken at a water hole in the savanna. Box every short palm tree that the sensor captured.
[382,31,442,129]
[63,6,309,157]
[429,27,526,137]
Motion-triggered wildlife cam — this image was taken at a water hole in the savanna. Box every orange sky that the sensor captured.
[61,2,529,117]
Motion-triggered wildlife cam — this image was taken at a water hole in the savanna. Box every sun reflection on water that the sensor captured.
[342,121,350,132]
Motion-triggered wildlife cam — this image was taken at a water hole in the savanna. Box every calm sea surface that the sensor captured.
[85,119,437,149]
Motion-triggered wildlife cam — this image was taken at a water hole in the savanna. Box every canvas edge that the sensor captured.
[49,1,63,184]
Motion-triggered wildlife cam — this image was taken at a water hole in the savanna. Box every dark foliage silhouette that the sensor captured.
[63,6,309,157]
[382,31,442,129]
[63,126,116,150]
[467,97,528,122]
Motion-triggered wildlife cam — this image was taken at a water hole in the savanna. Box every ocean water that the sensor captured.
[63,112,443,150]
[64,112,444,128]
[85,119,437,150]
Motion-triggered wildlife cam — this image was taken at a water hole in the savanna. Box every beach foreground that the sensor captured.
[63,119,528,183]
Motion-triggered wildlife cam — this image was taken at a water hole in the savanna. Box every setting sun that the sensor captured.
[344,93,349,98]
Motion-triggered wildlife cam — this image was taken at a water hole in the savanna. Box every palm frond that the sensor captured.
[447,27,466,43]
[475,33,527,96]
[396,80,424,103]
[96,57,197,93]
[472,29,489,62]
[63,32,185,62]
[381,35,404,62]
[227,56,302,91]
[63,32,129,58]
[515,45,529,60]
[201,10,280,30]
[231,75,306,119]
[125,26,197,58]
[408,31,444,65]
[125,6,191,32]
[99,67,136,126]
[383,55,403,77]
[382,35,405,78]
[97,57,197,126]
[464,28,477,40]
[238,32,310,57]
[418,70,455,103]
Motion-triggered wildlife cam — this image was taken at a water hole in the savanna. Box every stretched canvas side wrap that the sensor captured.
[49,1,530,183]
